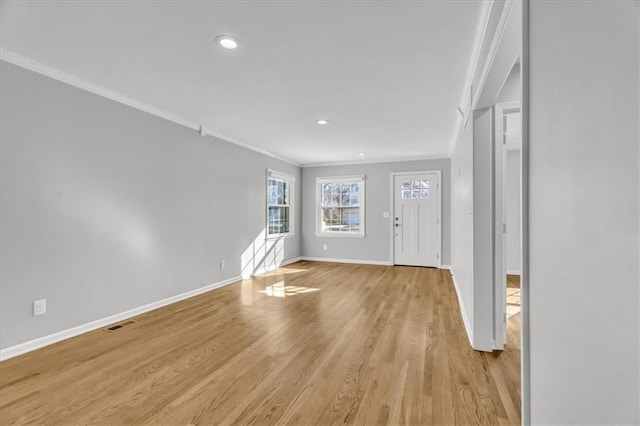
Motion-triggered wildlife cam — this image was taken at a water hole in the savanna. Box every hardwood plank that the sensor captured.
[0,261,520,425]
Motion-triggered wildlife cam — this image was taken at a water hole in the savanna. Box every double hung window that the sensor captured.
[316,175,365,237]
[267,170,294,237]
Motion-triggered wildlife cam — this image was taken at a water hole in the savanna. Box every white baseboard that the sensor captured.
[301,256,393,266]
[440,264,452,270]
[449,271,474,348]
[506,270,521,276]
[1,256,307,361]
[0,274,242,361]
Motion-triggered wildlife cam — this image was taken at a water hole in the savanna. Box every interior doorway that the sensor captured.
[494,101,522,349]
[390,171,441,267]
[459,0,525,420]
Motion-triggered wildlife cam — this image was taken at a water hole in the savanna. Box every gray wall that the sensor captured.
[301,159,451,264]
[0,61,301,349]
[529,1,639,424]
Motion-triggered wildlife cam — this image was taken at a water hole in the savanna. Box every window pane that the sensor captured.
[402,189,411,199]
[321,207,330,231]
[331,188,341,206]
[281,181,289,205]
[333,208,341,231]
[344,207,360,229]
[268,206,289,234]
[322,207,335,232]
[276,181,283,204]
[335,208,342,231]
[411,180,421,189]
[268,178,290,206]
[267,179,278,205]
[420,189,430,199]
[281,208,289,233]
[420,180,429,188]
[411,189,420,199]
[327,209,336,231]
[323,207,333,231]
[321,206,360,232]
[286,181,291,204]
[350,183,360,205]
[331,183,340,198]
[402,180,411,190]
[322,184,332,206]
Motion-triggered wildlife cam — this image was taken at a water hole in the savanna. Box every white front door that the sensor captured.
[393,172,441,267]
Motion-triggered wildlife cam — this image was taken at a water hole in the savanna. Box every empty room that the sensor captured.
[1,1,638,425]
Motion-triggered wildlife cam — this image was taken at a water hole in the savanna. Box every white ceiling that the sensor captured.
[1,1,481,166]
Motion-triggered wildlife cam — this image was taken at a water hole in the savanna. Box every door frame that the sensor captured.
[389,170,442,267]
[493,101,521,350]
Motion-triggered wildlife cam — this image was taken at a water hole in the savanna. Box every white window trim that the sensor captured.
[316,175,365,238]
[266,169,295,239]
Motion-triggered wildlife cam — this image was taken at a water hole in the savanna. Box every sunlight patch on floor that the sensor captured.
[258,281,320,298]
[506,287,521,318]
[256,267,307,278]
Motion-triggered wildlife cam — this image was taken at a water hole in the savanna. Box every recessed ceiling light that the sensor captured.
[317,119,329,125]
[358,152,366,156]
[216,35,240,50]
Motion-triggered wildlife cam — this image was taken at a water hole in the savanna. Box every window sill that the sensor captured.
[315,233,366,239]
[266,233,296,240]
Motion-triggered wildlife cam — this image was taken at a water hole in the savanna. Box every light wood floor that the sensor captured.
[505,275,521,356]
[0,262,521,425]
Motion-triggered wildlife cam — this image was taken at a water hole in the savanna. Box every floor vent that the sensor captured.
[104,320,136,332]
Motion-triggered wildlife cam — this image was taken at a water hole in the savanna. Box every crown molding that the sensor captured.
[0,48,301,167]
[449,0,495,156]
[473,0,515,112]
[301,154,451,168]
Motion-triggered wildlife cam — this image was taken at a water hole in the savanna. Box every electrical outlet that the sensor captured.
[383,211,390,218]
[33,299,46,316]
[323,244,327,251]
[219,260,226,269]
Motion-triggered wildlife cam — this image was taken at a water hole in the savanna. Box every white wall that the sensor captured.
[497,63,520,104]
[0,61,302,351]
[529,1,640,424]
[472,107,495,351]
[506,150,520,273]
[451,97,514,353]
[451,117,475,344]
[451,0,522,352]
